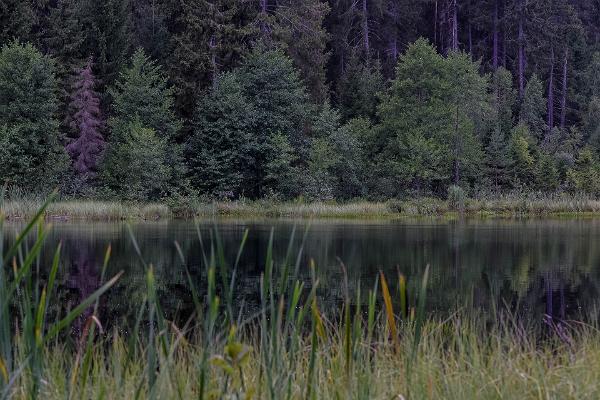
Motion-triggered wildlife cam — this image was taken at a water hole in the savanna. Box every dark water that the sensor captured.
[5,218,600,326]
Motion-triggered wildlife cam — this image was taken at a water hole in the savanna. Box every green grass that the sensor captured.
[3,197,600,399]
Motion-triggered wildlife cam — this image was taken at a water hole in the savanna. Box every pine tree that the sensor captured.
[66,58,106,178]
[0,42,68,190]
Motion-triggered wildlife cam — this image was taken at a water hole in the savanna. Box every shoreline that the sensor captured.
[4,195,600,221]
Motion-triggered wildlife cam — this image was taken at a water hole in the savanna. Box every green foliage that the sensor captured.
[486,127,513,189]
[375,39,486,194]
[533,152,560,192]
[0,41,68,191]
[520,74,547,142]
[188,47,310,199]
[103,49,185,199]
[275,0,331,103]
[336,53,385,121]
[447,184,466,211]
[491,67,516,137]
[566,147,600,195]
[509,124,535,188]
[100,120,171,201]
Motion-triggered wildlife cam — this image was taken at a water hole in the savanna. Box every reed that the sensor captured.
[3,198,600,399]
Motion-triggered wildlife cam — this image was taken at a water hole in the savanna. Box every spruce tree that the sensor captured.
[520,74,547,142]
[0,42,68,191]
[103,48,184,199]
[66,58,106,179]
[0,0,33,46]
[336,52,385,121]
[275,0,331,103]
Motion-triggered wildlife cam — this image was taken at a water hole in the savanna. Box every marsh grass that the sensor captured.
[3,196,600,399]
[5,190,600,220]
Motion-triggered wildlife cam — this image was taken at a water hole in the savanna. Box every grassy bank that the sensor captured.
[3,200,600,399]
[5,192,600,220]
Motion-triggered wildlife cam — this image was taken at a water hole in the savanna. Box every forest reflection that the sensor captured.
[5,218,600,329]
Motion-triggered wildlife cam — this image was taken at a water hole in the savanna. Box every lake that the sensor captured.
[5,218,600,328]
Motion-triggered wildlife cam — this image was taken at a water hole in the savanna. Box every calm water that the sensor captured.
[5,218,600,326]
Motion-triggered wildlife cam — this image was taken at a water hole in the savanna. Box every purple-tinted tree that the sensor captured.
[66,58,105,178]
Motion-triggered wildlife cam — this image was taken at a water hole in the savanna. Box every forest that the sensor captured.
[0,0,600,202]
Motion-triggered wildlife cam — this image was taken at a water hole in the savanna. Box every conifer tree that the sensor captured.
[103,49,184,199]
[520,74,547,142]
[275,0,331,103]
[66,58,105,178]
[0,42,68,190]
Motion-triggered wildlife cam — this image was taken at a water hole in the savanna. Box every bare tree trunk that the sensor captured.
[547,47,555,130]
[501,0,507,67]
[492,0,499,69]
[518,0,525,98]
[434,1,438,48]
[468,21,473,57]
[450,0,458,52]
[362,0,370,55]
[560,48,568,129]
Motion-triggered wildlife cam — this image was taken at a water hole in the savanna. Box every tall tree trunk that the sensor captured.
[501,0,507,67]
[468,20,473,57]
[547,47,555,130]
[434,1,438,48]
[362,0,369,55]
[390,37,398,61]
[560,48,568,130]
[518,0,525,98]
[492,0,499,69]
[450,0,458,52]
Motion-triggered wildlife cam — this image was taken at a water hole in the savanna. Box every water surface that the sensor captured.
[5,218,600,326]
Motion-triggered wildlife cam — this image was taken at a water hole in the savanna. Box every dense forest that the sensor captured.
[0,0,599,202]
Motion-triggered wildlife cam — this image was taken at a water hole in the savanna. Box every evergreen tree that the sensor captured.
[188,47,310,199]
[104,48,185,198]
[275,0,331,103]
[520,74,547,142]
[509,124,535,187]
[336,52,385,121]
[66,58,106,179]
[566,147,600,195]
[486,127,513,189]
[78,0,131,88]
[491,67,516,138]
[0,42,68,191]
[100,119,170,200]
[0,0,33,46]
[187,73,252,197]
[169,0,255,120]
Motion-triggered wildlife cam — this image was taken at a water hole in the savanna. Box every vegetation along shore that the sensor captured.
[5,192,600,221]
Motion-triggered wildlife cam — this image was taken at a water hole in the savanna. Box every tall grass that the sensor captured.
[3,197,600,399]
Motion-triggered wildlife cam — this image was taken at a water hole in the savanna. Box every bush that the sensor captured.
[448,185,467,211]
